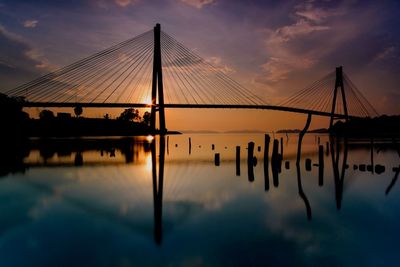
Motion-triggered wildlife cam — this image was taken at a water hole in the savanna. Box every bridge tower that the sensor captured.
[150,23,167,133]
[329,66,349,129]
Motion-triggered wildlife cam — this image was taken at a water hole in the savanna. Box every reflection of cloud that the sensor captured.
[179,0,215,9]
[23,20,39,28]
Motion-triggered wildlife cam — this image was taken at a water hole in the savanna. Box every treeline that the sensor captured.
[331,115,400,137]
[0,93,153,137]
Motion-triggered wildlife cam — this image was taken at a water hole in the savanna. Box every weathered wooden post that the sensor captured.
[236,146,241,176]
[264,134,270,191]
[214,153,220,166]
[248,142,255,182]
[272,139,279,187]
[189,137,192,155]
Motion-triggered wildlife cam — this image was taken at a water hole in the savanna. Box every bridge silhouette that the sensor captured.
[5,24,378,132]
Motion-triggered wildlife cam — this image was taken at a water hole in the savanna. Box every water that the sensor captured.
[0,134,399,267]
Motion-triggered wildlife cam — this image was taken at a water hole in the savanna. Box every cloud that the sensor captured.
[294,2,345,23]
[256,1,349,84]
[0,25,51,90]
[179,0,215,9]
[23,20,39,28]
[267,19,330,44]
[115,0,136,7]
[373,46,396,62]
[205,56,235,74]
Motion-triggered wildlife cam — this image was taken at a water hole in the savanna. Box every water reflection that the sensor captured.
[0,134,400,266]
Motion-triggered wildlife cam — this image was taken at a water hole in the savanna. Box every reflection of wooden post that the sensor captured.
[296,163,312,221]
[236,146,240,176]
[264,134,270,191]
[248,142,255,182]
[370,137,374,174]
[318,145,324,186]
[295,114,313,220]
[386,167,400,195]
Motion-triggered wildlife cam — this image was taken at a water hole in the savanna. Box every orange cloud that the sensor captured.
[179,0,215,9]
[115,0,137,7]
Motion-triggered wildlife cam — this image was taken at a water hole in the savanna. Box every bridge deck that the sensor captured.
[23,102,356,119]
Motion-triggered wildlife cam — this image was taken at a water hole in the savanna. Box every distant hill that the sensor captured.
[277,128,329,134]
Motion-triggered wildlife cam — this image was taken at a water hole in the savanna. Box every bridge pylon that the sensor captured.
[329,66,349,129]
[150,23,167,134]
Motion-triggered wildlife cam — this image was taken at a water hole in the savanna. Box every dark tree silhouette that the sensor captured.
[0,94,29,138]
[118,108,141,122]
[39,109,55,120]
[74,106,83,117]
[142,111,151,126]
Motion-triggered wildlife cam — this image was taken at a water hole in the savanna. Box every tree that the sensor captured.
[118,108,141,122]
[142,111,151,126]
[74,106,83,117]
[104,113,110,120]
[39,109,55,120]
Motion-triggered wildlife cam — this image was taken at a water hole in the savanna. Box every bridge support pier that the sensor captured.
[329,66,349,130]
[150,23,167,134]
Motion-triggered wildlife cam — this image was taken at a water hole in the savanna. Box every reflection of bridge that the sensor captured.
[5,24,378,131]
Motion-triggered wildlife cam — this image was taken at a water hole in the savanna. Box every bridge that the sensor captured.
[5,24,378,132]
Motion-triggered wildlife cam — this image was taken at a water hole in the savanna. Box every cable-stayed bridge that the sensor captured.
[5,24,378,132]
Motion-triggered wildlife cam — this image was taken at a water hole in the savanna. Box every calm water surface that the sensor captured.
[0,134,399,267]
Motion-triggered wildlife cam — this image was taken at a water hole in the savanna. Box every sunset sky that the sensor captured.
[0,0,399,131]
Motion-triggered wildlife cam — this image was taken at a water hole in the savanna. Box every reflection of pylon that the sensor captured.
[329,66,349,129]
[150,24,167,133]
[152,136,165,244]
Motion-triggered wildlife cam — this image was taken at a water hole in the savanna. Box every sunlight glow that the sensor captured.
[145,154,152,172]
[146,135,154,142]
[143,95,152,106]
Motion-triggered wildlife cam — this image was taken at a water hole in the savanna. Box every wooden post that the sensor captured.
[236,146,240,176]
[305,159,312,171]
[247,142,255,182]
[214,153,220,166]
[189,137,191,155]
[272,139,279,187]
[264,134,270,191]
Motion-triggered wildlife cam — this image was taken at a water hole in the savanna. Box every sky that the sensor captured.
[0,0,399,131]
